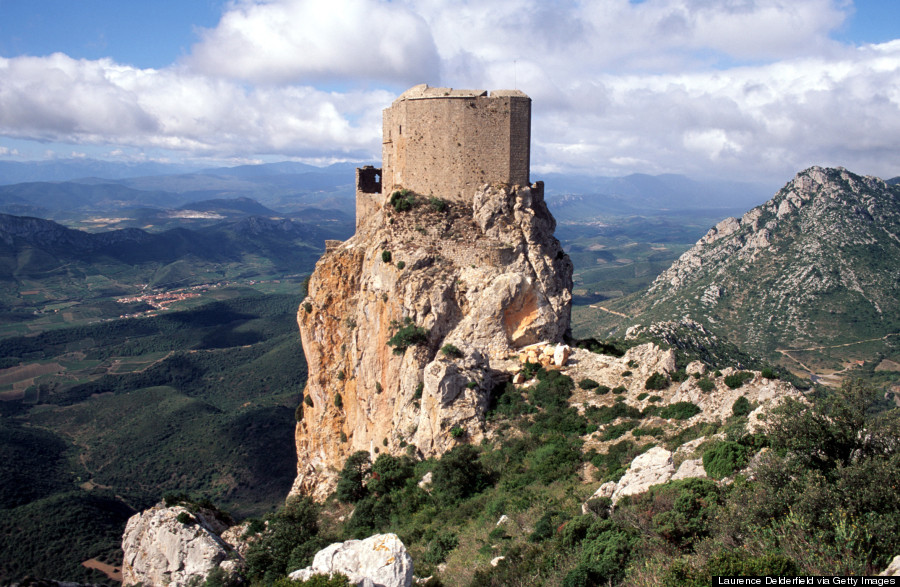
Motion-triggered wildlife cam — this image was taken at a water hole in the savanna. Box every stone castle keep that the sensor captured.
[356,84,532,227]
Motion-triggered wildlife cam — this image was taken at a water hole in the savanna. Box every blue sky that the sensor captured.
[1,0,899,184]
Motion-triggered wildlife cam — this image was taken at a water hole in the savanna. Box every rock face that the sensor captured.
[288,533,414,587]
[631,167,900,361]
[121,504,239,586]
[293,180,572,499]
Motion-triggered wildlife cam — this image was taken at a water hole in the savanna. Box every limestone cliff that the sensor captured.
[292,182,572,499]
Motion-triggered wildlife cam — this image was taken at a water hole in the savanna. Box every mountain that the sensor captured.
[0,158,203,185]
[618,166,900,374]
[0,181,189,215]
[543,172,776,218]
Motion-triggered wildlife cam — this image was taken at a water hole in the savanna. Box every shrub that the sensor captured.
[450,426,464,438]
[176,512,193,525]
[671,369,688,383]
[441,344,463,358]
[396,260,406,270]
[702,441,751,479]
[648,395,662,403]
[761,366,779,379]
[595,385,611,395]
[519,361,541,380]
[334,393,343,408]
[304,395,314,407]
[387,318,428,354]
[612,385,627,394]
[579,378,600,390]
[633,426,664,438]
[414,382,423,399]
[637,392,648,401]
[601,420,638,441]
[645,372,669,390]
[381,250,392,263]
[466,381,478,389]
[427,196,448,213]
[732,396,752,417]
[335,451,370,503]
[244,497,323,581]
[423,531,458,564]
[696,378,715,392]
[368,453,414,496]
[432,444,490,505]
[303,301,312,313]
[389,189,415,212]
[724,371,754,389]
[622,370,633,377]
[658,401,701,420]
[294,403,304,422]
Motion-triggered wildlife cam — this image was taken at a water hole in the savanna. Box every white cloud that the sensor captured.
[1,0,899,183]
[185,0,440,85]
[0,146,21,157]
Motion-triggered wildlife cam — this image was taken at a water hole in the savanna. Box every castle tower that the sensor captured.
[382,84,531,200]
[355,84,532,229]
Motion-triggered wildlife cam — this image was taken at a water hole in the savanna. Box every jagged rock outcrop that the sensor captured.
[293,182,572,499]
[629,167,900,361]
[121,504,241,586]
[288,533,414,587]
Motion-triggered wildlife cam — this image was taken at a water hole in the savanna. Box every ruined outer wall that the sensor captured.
[381,86,531,202]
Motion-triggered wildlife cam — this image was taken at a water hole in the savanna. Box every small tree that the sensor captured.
[335,451,371,503]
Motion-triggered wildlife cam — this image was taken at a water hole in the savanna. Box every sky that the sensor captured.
[0,0,899,185]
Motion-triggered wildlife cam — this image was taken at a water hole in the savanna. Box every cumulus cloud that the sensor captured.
[1,0,899,182]
[0,53,390,159]
[185,0,440,85]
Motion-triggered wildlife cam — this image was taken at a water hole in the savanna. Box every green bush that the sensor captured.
[629,477,722,549]
[696,378,715,392]
[386,318,428,354]
[176,511,193,525]
[423,531,458,564]
[432,444,490,505]
[244,497,324,582]
[612,385,627,395]
[579,378,600,390]
[671,369,688,383]
[450,426,464,438]
[595,385,611,395]
[334,393,343,408]
[381,250,392,263]
[427,196,448,213]
[645,372,669,390]
[724,371,754,389]
[622,370,633,377]
[389,189,415,212]
[732,396,752,417]
[633,426,664,438]
[294,403,304,422]
[702,441,751,479]
[658,401,701,420]
[441,343,463,358]
[601,420,638,441]
[271,573,351,586]
[304,395,314,407]
[335,451,370,503]
[367,453,414,496]
[761,367,779,379]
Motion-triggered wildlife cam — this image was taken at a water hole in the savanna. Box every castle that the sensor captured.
[355,84,532,229]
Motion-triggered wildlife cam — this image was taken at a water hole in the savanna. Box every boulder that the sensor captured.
[289,533,414,587]
[121,504,236,586]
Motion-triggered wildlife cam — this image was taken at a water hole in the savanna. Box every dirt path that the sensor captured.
[589,305,630,319]
[83,558,123,582]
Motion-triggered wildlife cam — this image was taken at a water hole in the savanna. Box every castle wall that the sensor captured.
[380,85,531,202]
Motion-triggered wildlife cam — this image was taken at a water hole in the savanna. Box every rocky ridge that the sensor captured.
[630,167,900,359]
[293,182,573,499]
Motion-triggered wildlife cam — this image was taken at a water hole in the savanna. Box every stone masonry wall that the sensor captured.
[380,85,531,202]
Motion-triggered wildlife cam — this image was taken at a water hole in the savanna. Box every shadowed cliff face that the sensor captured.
[292,182,572,500]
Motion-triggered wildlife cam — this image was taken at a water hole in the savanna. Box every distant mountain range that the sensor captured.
[0,158,789,221]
